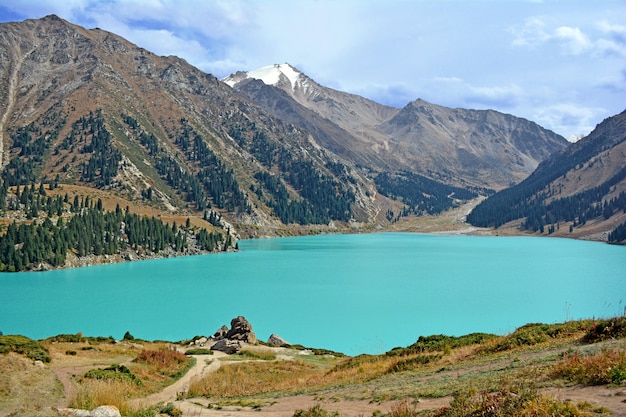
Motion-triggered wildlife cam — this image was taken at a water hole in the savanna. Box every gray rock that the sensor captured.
[211,338,242,354]
[225,315,257,344]
[212,325,229,340]
[91,406,121,417]
[195,336,208,346]
[267,334,288,346]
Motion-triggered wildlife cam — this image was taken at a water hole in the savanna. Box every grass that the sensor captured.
[2,318,624,415]
[187,360,321,398]
[185,347,213,355]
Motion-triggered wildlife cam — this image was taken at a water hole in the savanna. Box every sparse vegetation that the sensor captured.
[293,404,340,417]
[552,349,626,385]
[0,335,51,362]
[426,383,610,417]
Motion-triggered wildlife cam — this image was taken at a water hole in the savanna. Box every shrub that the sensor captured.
[388,333,496,356]
[389,399,418,417]
[48,333,84,343]
[0,335,51,362]
[84,364,142,385]
[135,348,187,367]
[293,404,340,417]
[387,354,441,374]
[158,403,183,417]
[582,317,626,343]
[480,321,591,353]
[552,349,626,385]
[427,383,607,417]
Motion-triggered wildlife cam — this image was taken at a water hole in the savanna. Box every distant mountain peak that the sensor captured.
[223,63,307,92]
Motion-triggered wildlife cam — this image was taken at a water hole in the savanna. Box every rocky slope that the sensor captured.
[225,64,569,190]
[0,15,382,236]
[468,110,626,241]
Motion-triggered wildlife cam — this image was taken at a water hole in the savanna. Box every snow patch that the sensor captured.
[238,63,303,91]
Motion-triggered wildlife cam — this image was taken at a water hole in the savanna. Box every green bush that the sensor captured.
[482,321,592,353]
[0,335,51,362]
[48,333,84,343]
[388,333,496,356]
[84,364,142,385]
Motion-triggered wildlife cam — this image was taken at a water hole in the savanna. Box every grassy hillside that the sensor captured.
[1,317,625,416]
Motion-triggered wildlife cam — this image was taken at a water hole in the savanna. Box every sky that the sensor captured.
[0,0,625,140]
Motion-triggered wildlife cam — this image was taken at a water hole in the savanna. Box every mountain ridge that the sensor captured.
[0,14,623,260]
[225,63,569,190]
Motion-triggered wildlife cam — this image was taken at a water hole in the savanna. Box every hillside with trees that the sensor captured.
[467,110,626,243]
[0,182,229,272]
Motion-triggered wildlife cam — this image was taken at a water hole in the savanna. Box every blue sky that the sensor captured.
[0,0,624,139]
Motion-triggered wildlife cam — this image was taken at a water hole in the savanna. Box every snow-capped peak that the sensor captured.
[223,63,304,91]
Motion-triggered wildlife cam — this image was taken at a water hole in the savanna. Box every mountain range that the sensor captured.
[0,15,624,250]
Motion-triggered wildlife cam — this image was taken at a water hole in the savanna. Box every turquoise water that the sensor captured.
[0,233,624,355]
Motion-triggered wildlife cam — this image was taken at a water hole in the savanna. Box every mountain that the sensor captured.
[0,15,605,255]
[225,64,569,190]
[467,110,626,242]
[0,15,383,239]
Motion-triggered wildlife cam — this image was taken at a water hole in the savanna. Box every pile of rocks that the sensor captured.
[210,316,257,354]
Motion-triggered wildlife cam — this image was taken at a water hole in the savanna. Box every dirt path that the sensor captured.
[132,351,225,407]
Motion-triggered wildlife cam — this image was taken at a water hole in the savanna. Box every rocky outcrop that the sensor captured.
[224,316,257,344]
[212,325,229,340]
[57,406,121,417]
[211,339,242,354]
[210,316,257,354]
[267,334,288,346]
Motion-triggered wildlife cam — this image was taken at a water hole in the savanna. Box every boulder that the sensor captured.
[225,315,257,344]
[194,336,208,346]
[211,338,242,354]
[267,334,288,346]
[212,325,229,340]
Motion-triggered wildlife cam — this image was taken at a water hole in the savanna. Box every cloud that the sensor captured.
[554,26,592,55]
[531,104,606,140]
[510,15,626,57]
[428,77,524,110]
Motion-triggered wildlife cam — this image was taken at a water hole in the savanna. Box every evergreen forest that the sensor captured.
[0,182,227,272]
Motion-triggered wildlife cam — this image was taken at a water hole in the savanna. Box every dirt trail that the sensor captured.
[132,351,225,407]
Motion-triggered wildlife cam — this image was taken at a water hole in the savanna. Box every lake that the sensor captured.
[0,233,624,355]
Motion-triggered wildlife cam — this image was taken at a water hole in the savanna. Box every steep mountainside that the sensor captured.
[225,64,569,190]
[0,15,383,236]
[467,110,626,242]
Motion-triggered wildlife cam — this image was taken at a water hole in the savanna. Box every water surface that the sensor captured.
[0,233,624,355]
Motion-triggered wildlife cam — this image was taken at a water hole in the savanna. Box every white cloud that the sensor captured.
[532,104,605,140]
[510,16,550,47]
[554,26,592,55]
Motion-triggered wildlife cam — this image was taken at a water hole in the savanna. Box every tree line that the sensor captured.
[0,182,227,272]
[375,171,482,219]
[229,121,355,225]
